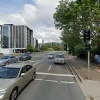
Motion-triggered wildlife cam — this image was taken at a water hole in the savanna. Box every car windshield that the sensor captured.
[22,53,28,56]
[56,55,64,58]
[0,56,9,59]
[0,67,20,78]
[49,54,53,55]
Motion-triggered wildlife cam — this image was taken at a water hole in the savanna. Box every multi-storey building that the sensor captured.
[0,24,33,54]
[33,38,38,48]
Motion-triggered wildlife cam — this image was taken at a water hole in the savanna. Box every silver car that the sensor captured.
[0,56,18,66]
[54,54,65,64]
[48,54,54,59]
[0,63,36,100]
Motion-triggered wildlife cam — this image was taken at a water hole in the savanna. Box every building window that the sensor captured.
[2,26,9,48]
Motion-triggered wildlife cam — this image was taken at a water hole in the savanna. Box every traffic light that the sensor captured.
[84,29,91,42]
[86,44,90,51]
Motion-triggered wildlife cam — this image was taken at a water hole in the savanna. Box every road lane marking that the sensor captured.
[35,79,74,84]
[33,59,44,66]
[61,81,74,84]
[36,72,74,77]
[45,80,58,83]
[48,66,52,71]
[35,79,43,81]
[30,60,39,62]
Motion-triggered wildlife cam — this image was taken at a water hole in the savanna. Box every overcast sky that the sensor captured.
[0,0,63,43]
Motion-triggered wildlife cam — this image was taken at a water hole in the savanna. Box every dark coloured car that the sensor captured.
[19,53,32,61]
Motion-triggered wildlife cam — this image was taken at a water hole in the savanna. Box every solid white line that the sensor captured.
[61,81,74,84]
[30,61,38,62]
[33,59,44,66]
[48,66,52,71]
[35,79,43,81]
[45,80,58,83]
[36,72,74,77]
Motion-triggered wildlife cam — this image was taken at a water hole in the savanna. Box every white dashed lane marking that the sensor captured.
[45,80,58,83]
[33,59,44,66]
[48,66,52,71]
[35,79,74,84]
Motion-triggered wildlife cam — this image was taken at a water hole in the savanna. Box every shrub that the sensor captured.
[74,43,87,58]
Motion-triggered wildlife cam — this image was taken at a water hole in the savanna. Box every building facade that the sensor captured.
[33,38,38,48]
[0,24,33,54]
[38,39,44,50]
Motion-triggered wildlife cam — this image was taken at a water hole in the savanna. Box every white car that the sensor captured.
[0,63,36,100]
[48,54,54,59]
[54,54,65,64]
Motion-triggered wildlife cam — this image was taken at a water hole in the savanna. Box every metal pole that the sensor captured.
[88,51,90,79]
[14,36,15,54]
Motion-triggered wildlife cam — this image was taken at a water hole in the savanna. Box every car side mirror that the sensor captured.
[21,73,25,77]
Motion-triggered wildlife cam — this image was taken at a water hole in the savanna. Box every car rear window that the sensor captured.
[56,55,64,58]
[49,54,53,55]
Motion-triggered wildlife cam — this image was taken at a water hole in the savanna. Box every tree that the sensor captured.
[26,44,33,52]
[53,45,63,51]
[53,0,100,54]
[40,45,48,51]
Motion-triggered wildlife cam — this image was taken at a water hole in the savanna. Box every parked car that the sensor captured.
[0,53,3,55]
[0,63,36,100]
[19,53,31,61]
[54,54,65,64]
[48,54,54,59]
[0,56,18,66]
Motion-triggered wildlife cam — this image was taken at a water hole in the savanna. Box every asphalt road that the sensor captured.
[17,51,86,100]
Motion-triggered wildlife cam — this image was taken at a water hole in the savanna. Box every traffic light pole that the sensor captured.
[84,28,91,79]
[88,51,90,79]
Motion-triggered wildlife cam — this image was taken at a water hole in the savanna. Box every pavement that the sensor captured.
[66,53,100,100]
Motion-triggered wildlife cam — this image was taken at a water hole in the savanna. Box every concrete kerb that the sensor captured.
[66,60,83,83]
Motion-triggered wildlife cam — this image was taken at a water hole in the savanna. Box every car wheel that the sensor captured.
[5,62,9,65]
[32,72,36,81]
[63,62,65,65]
[54,62,56,64]
[9,88,18,100]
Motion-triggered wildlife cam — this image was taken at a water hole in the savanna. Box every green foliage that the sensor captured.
[33,46,38,51]
[53,45,63,51]
[26,44,33,52]
[40,45,48,51]
[74,43,87,58]
[53,0,100,55]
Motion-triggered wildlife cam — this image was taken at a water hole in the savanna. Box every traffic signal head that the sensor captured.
[86,44,90,51]
[84,29,91,42]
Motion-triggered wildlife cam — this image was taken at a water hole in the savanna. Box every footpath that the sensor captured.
[65,54,100,100]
